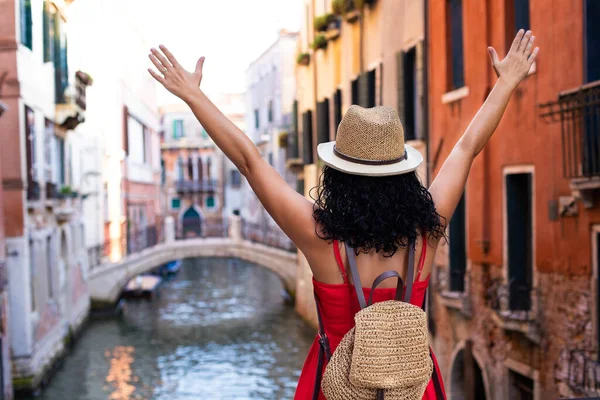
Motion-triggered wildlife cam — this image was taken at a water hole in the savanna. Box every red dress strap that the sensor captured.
[332,240,348,283]
[415,233,428,282]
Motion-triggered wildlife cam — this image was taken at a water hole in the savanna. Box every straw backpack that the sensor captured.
[312,243,445,400]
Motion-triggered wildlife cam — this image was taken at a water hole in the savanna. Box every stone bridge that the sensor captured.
[88,217,298,307]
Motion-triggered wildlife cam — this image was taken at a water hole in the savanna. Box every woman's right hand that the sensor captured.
[488,29,539,90]
[148,45,205,103]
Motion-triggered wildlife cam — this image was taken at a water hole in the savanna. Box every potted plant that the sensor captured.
[297,52,311,66]
[314,14,329,32]
[59,185,78,199]
[332,0,346,15]
[311,35,328,51]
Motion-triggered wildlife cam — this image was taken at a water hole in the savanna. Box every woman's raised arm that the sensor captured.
[429,29,539,225]
[148,46,317,250]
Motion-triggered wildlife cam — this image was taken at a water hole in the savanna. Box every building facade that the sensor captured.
[0,102,11,398]
[428,1,600,399]
[67,0,162,265]
[160,104,225,238]
[292,0,429,325]
[0,0,93,393]
[243,29,299,236]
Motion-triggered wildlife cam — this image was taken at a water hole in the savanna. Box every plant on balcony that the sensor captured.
[314,13,336,32]
[311,35,328,51]
[332,0,346,15]
[297,52,311,66]
[59,185,78,199]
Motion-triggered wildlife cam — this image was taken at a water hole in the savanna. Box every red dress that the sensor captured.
[294,236,446,399]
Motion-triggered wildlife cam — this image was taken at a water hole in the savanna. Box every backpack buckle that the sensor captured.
[318,332,331,359]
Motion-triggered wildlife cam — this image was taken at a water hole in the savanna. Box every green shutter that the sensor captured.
[171,198,181,209]
[21,0,33,50]
[396,50,406,129]
[206,196,215,208]
[43,1,55,62]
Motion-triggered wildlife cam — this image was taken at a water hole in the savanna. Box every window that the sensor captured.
[160,159,166,185]
[53,16,68,103]
[506,0,530,51]
[44,119,54,182]
[302,110,314,164]
[268,152,273,166]
[25,106,39,200]
[447,0,465,90]
[297,179,305,196]
[187,156,194,180]
[585,0,600,83]
[254,109,260,129]
[403,47,417,141]
[317,98,330,144]
[197,157,204,181]
[509,370,534,400]
[127,115,146,164]
[177,157,184,181]
[367,69,376,108]
[449,191,466,292]
[20,0,33,50]
[268,100,273,123]
[173,119,184,139]
[171,198,181,210]
[200,128,208,139]
[333,89,342,129]
[43,1,56,62]
[351,78,359,105]
[206,158,212,179]
[55,136,65,185]
[230,170,242,187]
[506,173,533,311]
[46,236,54,299]
[206,196,215,208]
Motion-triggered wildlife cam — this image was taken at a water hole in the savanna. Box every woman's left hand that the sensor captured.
[148,45,205,103]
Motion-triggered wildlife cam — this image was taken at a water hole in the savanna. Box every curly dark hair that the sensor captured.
[311,166,447,256]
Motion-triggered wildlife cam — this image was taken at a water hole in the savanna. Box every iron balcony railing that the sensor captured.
[241,220,296,253]
[175,179,218,194]
[541,80,600,179]
[565,350,600,395]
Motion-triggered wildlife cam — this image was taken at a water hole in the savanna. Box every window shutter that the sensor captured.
[351,78,359,105]
[21,0,33,49]
[415,41,425,140]
[396,51,406,128]
[358,73,369,108]
[367,69,376,108]
[302,110,313,164]
[123,107,129,155]
[449,191,466,292]
[317,99,330,144]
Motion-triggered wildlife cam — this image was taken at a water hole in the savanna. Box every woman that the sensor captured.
[148,29,538,399]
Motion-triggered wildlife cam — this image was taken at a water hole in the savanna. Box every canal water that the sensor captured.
[29,258,315,400]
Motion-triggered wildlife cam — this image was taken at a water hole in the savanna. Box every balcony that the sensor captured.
[27,181,40,202]
[55,70,92,131]
[175,179,218,194]
[541,80,600,207]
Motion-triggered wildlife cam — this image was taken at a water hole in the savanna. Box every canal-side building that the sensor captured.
[291,0,429,325]
[243,29,299,237]
[428,1,600,399]
[0,0,94,393]
[160,104,225,238]
[67,0,163,264]
[0,103,11,397]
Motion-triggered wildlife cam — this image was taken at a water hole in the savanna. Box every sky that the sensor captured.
[123,0,303,104]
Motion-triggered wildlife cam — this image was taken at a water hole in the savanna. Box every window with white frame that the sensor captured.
[128,115,146,164]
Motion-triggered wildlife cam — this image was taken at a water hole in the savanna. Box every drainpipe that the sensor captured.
[480,0,492,257]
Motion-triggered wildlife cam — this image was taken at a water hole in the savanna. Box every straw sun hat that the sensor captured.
[317,105,422,176]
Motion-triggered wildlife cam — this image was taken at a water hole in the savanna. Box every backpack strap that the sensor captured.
[312,292,331,400]
[422,289,446,400]
[345,243,416,309]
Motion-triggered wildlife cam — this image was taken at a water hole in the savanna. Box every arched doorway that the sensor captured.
[182,207,202,238]
[450,342,487,400]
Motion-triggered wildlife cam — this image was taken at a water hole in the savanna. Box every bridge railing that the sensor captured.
[240,219,296,253]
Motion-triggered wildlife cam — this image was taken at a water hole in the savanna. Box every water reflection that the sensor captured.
[28,258,314,400]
